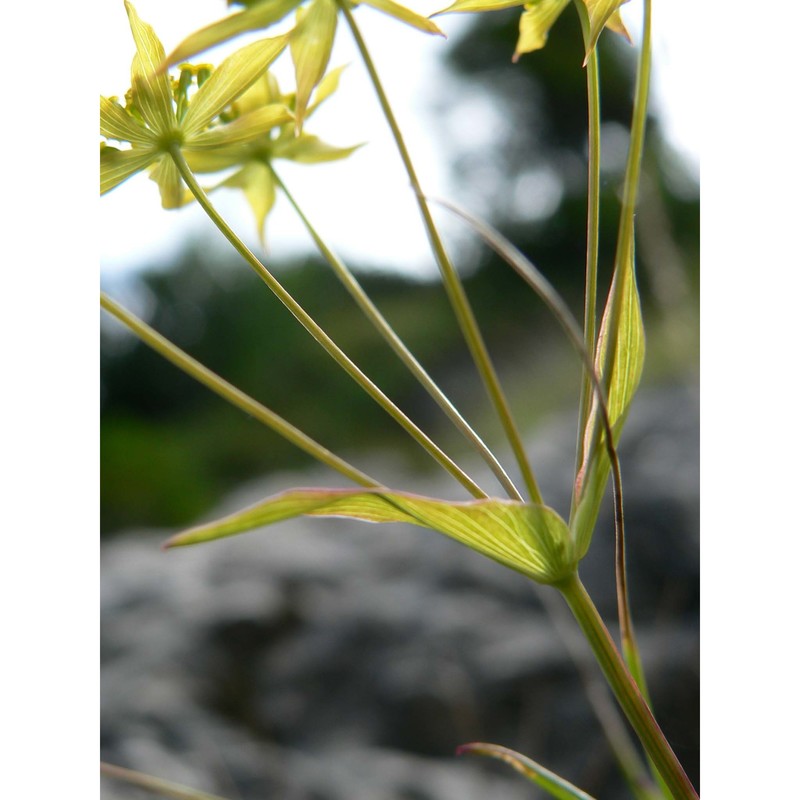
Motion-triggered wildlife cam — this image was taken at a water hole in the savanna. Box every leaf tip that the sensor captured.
[161,533,183,550]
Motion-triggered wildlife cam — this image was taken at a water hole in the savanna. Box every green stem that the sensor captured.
[614,0,653,290]
[270,165,523,502]
[555,574,698,800]
[168,145,487,500]
[101,292,381,489]
[600,0,653,702]
[538,590,661,800]
[338,0,543,505]
[572,0,601,494]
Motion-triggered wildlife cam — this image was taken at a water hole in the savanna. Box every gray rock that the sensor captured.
[101,384,699,799]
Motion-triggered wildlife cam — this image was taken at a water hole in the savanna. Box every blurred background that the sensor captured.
[101,2,699,798]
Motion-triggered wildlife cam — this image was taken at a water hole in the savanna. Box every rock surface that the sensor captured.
[101,384,699,799]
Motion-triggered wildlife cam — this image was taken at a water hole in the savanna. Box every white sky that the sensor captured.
[99,0,700,279]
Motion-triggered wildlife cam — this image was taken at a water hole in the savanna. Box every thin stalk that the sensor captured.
[168,145,487,500]
[599,0,654,705]
[338,0,543,505]
[572,0,602,488]
[101,762,230,800]
[555,573,698,800]
[270,165,523,501]
[538,590,661,800]
[101,292,381,489]
[413,195,659,798]
[431,199,628,610]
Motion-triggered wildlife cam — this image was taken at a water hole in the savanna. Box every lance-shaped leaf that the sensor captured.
[188,104,294,149]
[581,0,630,61]
[162,0,303,69]
[181,35,291,139]
[100,144,158,195]
[124,1,175,133]
[290,0,338,132]
[222,162,277,246]
[457,743,597,800]
[306,63,348,116]
[514,0,570,62]
[604,10,630,41]
[149,156,185,208]
[165,488,579,585]
[100,97,154,145]
[433,0,525,16]
[361,0,445,35]
[572,236,644,556]
[271,133,363,163]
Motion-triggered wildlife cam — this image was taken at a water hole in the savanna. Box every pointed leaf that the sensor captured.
[220,163,276,245]
[182,35,290,138]
[100,144,158,195]
[165,488,578,585]
[183,148,247,174]
[101,762,230,800]
[306,64,348,117]
[605,9,631,42]
[573,237,644,555]
[149,156,185,208]
[513,0,570,62]
[231,73,277,117]
[271,133,363,163]
[433,0,524,16]
[162,0,303,68]
[290,0,338,132]
[582,0,630,60]
[100,97,154,146]
[124,1,175,134]
[188,104,293,149]
[457,743,597,800]
[361,0,445,35]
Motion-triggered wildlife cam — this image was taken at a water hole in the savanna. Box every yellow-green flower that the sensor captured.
[100,1,293,207]
[181,66,362,244]
[162,0,444,133]
[433,0,630,63]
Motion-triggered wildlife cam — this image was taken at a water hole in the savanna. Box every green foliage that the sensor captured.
[458,742,597,799]
[166,486,578,585]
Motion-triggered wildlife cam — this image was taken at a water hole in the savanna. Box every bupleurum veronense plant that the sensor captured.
[100,1,699,798]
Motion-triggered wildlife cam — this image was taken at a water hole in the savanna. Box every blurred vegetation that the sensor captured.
[101,10,698,534]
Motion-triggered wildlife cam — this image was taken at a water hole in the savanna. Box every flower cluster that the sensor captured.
[101,1,357,241]
[433,0,630,63]
[163,0,443,132]
[100,2,291,207]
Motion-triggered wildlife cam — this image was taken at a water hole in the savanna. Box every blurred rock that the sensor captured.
[101,384,699,799]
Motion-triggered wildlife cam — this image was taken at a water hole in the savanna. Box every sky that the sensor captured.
[99,0,701,279]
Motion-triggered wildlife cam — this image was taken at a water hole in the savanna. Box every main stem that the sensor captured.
[601,0,654,702]
[338,1,543,505]
[556,573,698,800]
[573,0,601,483]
